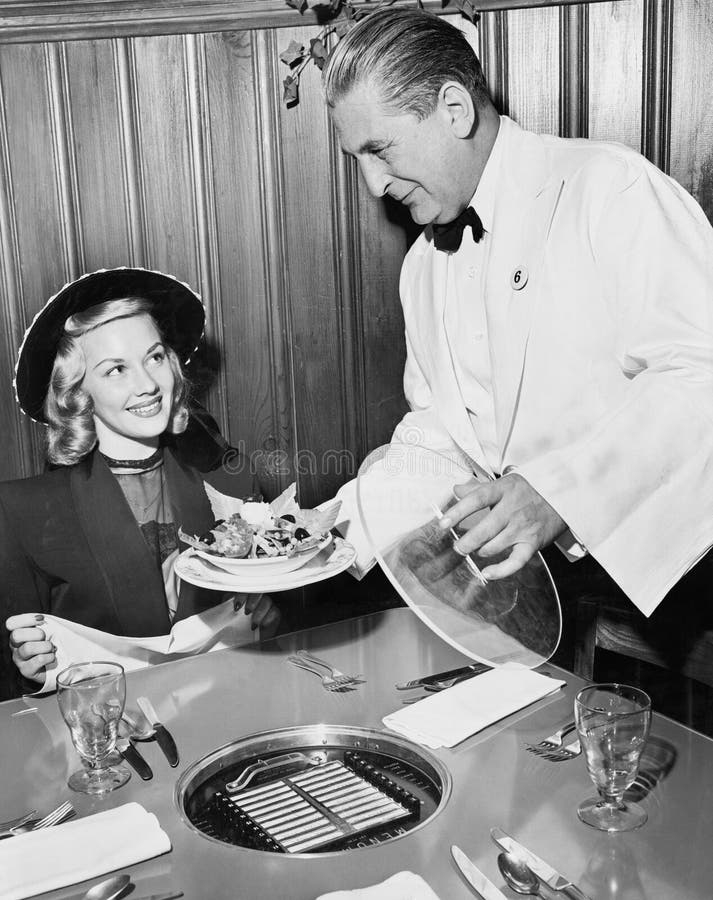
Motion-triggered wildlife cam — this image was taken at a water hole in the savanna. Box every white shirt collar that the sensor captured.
[469,115,508,234]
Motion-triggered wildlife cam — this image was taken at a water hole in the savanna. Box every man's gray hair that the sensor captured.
[323,7,489,119]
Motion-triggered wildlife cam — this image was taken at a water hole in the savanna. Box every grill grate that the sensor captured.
[181,730,447,856]
[217,759,415,853]
[203,750,425,853]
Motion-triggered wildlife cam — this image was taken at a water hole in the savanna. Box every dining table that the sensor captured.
[1,606,712,900]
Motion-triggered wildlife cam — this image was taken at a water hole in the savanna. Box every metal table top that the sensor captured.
[1,608,711,900]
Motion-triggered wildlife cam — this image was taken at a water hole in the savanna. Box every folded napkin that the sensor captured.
[0,802,171,900]
[383,668,565,748]
[21,596,257,695]
[316,871,440,899]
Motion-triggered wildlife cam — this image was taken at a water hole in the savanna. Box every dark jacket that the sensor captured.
[0,417,254,700]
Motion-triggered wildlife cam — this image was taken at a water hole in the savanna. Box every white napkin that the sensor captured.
[383,668,565,748]
[316,871,440,899]
[24,596,257,694]
[0,802,171,900]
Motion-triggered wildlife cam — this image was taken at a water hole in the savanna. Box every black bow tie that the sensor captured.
[432,206,484,253]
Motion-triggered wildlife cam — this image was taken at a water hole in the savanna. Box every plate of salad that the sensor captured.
[179,482,341,578]
[175,536,357,593]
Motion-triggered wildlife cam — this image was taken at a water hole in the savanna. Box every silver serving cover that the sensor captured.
[356,443,561,668]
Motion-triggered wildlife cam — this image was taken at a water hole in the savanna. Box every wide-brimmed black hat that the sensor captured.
[14,267,205,423]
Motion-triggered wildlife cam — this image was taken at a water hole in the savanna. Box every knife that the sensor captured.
[116,736,153,780]
[137,696,180,767]
[451,845,508,900]
[131,893,183,900]
[68,891,183,900]
[490,828,592,900]
[396,663,491,690]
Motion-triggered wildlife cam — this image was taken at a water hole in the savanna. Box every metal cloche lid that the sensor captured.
[356,443,561,669]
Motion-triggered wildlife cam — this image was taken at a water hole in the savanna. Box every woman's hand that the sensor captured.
[5,613,55,684]
[230,593,281,639]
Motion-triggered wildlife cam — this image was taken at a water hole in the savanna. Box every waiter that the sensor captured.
[323,7,713,618]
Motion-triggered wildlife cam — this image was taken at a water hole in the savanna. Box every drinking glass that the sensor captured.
[56,661,131,794]
[574,683,652,832]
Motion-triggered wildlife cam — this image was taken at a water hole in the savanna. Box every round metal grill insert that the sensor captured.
[176,724,450,855]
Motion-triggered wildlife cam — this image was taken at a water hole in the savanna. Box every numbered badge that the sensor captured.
[510,266,529,290]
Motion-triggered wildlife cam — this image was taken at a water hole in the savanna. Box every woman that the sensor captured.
[1,267,279,699]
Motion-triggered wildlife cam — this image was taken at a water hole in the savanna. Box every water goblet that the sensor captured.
[574,683,652,832]
[56,661,131,794]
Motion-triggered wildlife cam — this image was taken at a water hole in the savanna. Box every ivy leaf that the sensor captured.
[334,1,357,29]
[280,40,306,67]
[448,0,480,23]
[309,37,329,70]
[283,75,300,106]
[283,0,469,107]
[334,16,352,37]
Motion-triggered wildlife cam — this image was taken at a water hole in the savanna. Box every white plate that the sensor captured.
[194,534,332,578]
[175,537,357,593]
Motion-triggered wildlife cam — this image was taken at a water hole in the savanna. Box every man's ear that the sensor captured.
[439,82,476,138]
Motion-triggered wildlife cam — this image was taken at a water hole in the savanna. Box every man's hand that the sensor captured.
[230,593,281,639]
[439,473,567,580]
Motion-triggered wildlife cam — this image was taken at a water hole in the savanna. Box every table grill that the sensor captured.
[178,725,450,855]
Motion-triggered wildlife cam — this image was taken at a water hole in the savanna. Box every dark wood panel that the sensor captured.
[183,31,230,432]
[0,45,67,317]
[669,0,713,222]
[0,49,29,480]
[64,39,134,268]
[131,36,198,281]
[203,28,296,496]
[642,0,673,172]
[480,10,510,115]
[354,179,410,457]
[587,0,642,149]
[507,4,560,133]
[277,24,349,507]
[559,2,589,138]
[0,43,69,476]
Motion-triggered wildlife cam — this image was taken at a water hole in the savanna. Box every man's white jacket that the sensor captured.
[339,117,713,617]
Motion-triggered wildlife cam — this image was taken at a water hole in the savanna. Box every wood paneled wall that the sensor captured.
[0,0,711,511]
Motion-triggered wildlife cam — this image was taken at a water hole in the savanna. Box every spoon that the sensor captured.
[497,852,546,897]
[83,873,131,900]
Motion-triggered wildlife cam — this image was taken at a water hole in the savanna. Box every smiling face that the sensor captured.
[80,313,175,459]
[330,79,481,226]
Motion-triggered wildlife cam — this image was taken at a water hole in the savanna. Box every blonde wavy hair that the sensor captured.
[44,297,190,466]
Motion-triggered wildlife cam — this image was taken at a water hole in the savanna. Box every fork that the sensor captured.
[287,658,359,692]
[402,674,479,704]
[525,719,577,755]
[32,800,75,830]
[422,671,487,691]
[0,800,75,838]
[295,649,364,687]
[542,737,582,762]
